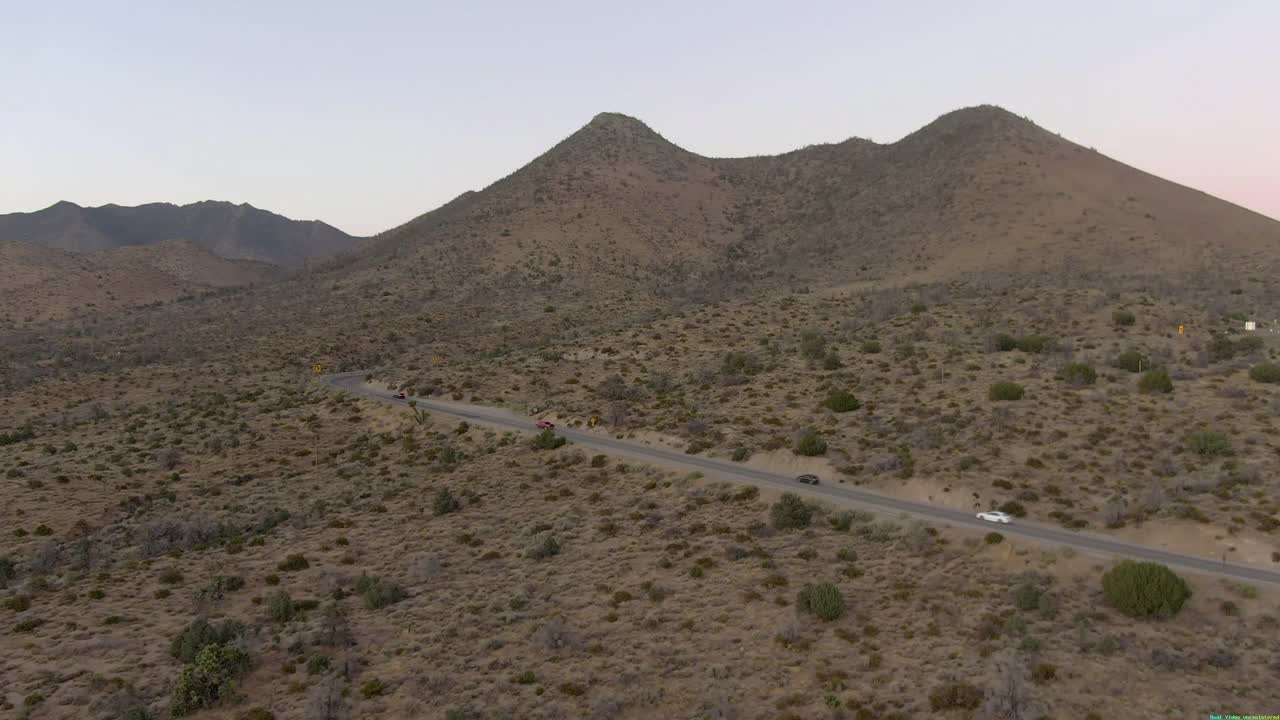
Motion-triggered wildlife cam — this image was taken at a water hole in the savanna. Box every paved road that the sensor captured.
[324,371,1280,586]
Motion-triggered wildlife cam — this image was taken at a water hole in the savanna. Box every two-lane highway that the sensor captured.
[324,371,1280,586]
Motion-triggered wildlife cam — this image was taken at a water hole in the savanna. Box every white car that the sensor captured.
[976,511,1013,524]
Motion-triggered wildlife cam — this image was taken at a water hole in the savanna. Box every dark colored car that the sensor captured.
[535,421,555,430]
[394,392,407,399]
[796,474,820,485]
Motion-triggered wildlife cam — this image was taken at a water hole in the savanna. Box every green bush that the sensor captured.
[1209,335,1235,362]
[1138,368,1173,394]
[1236,335,1264,354]
[0,556,15,588]
[860,340,882,354]
[360,678,385,698]
[796,582,845,621]
[1101,560,1191,618]
[731,447,751,462]
[823,390,861,413]
[992,333,1018,352]
[1016,335,1052,353]
[170,643,252,717]
[1249,363,1280,383]
[984,532,1004,545]
[1187,431,1230,457]
[1013,583,1042,610]
[171,618,246,663]
[1112,310,1136,326]
[276,554,308,572]
[770,493,813,530]
[928,681,984,711]
[527,535,561,560]
[1061,362,1097,386]
[590,454,607,467]
[793,430,827,456]
[989,382,1025,401]
[432,488,460,516]
[0,424,35,447]
[1116,350,1143,373]
[531,429,567,450]
[305,655,331,675]
[998,501,1027,517]
[799,330,827,359]
[1031,663,1057,684]
[721,351,763,376]
[355,573,407,609]
[266,591,295,623]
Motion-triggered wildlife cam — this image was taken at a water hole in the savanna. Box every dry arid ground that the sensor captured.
[2,370,1279,720]
[374,284,1280,570]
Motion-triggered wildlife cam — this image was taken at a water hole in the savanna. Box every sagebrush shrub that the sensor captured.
[721,351,763,375]
[1061,362,1097,386]
[170,642,252,717]
[989,382,1025,401]
[0,556,15,588]
[823,390,860,413]
[267,591,295,623]
[1101,560,1190,618]
[531,429,566,450]
[770,493,812,530]
[1187,431,1230,457]
[432,488,460,516]
[277,554,308,572]
[1249,363,1280,384]
[355,574,407,609]
[171,618,246,663]
[796,582,845,621]
[929,681,983,711]
[793,430,827,456]
[527,535,561,560]
[1016,335,1051,353]
[1138,368,1173,394]
[1116,350,1143,373]
[1112,310,1136,326]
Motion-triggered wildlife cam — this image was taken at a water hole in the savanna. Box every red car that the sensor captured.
[394,392,407,399]
[535,421,555,430]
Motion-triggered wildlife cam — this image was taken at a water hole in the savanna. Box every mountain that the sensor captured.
[0,239,278,324]
[7,105,1279,373]
[0,200,357,267]
[320,105,1280,327]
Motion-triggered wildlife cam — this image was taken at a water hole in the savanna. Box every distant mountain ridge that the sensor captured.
[0,200,356,267]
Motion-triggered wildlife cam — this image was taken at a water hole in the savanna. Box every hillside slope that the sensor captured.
[0,200,357,267]
[0,240,278,324]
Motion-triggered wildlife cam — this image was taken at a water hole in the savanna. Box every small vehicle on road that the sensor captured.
[394,392,407,399]
[795,474,821,485]
[535,421,555,430]
[976,511,1013,524]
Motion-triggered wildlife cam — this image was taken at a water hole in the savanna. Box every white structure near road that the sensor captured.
[1245,320,1257,331]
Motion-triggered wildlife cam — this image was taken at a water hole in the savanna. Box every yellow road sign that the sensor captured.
[311,363,324,375]
[1178,325,1185,335]
[589,416,599,428]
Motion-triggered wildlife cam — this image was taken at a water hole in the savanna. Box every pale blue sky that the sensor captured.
[3,0,1277,235]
